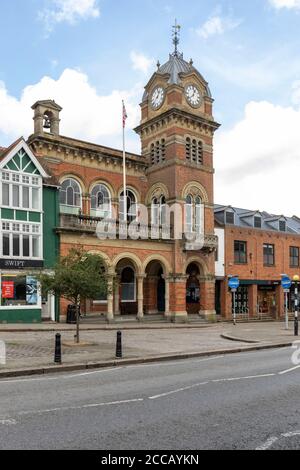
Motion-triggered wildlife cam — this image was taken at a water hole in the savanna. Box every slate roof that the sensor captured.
[143,51,212,101]
[214,204,300,234]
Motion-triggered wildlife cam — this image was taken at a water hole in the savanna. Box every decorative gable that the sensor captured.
[4,148,41,175]
[0,138,48,178]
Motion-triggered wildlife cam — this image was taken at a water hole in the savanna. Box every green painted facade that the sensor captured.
[0,309,41,323]
[43,185,59,270]
[0,142,60,323]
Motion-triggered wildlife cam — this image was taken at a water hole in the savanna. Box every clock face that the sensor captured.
[151,86,165,110]
[185,85,202,108]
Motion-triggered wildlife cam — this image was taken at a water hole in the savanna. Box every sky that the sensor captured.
[0,0,300,216]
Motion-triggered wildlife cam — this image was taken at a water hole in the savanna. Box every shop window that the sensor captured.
[234,286,249,314]
[1,275,38,307]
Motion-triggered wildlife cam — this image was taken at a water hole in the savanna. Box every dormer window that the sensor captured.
[279,220,286,232]
[254,216,262,229]
[226,211,235,225]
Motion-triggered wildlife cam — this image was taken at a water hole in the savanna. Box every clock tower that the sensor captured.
[135,23,220,321]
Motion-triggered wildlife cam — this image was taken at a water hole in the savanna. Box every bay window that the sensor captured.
[1,222,41,259]
[1,172,42,211]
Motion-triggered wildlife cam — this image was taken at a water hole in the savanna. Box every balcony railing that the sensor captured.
[58,214,218,250]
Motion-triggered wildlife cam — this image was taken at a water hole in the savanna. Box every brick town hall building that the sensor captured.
[1,37,300,323]
[24,40,220,323]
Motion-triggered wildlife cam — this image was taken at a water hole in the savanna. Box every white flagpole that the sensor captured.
[122,101,127,224]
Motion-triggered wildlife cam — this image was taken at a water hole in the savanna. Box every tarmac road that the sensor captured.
[0,346,300,450]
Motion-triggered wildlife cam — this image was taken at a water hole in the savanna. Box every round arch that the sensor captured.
[59,174,86,194]
[117,185,141,203]
[145,182,170,206]
[142,254,172,276]
[184,257,208,276]
[86,250,113,272]
[88,179,116,199]
[182,181,209,204]
[112,252,143,275]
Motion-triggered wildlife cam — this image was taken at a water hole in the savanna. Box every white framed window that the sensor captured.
[1,170,42,211]
[119,190,137,223]
[151,195,166,227]
[1,222,42,259]
[60,178,82,209]
[185,194,203,234]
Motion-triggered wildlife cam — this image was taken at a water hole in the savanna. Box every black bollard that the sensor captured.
[116,331,122,359]
[54,333,62,364]
[295,317,299,337]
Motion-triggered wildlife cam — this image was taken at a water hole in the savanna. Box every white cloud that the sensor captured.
[215,93,300,216]
[0,69,142,152]
[39,0,100,32]
[269,0,300,9]
[196,12,242,39]
[130,51,155,75]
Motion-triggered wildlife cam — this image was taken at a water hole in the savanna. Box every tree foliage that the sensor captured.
[39,248,108,306]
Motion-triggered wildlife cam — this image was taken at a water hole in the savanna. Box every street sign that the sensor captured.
[228,277,240,290]
[281,275,292,290]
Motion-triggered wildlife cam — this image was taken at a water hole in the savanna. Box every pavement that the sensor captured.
[0,320,298,378]
[0,347,300,449]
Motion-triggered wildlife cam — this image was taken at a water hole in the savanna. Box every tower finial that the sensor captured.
[172,19,181,56]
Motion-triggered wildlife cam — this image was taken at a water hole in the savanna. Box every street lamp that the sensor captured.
[293,275,299,337]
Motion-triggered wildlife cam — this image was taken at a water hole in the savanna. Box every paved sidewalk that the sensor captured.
[222,322,299,344]
[0,321,296,377]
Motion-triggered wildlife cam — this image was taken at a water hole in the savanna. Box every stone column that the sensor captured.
[137,275,146,321]
[114,276,120,316]
[163,276,171,319]
[106,275,114,323]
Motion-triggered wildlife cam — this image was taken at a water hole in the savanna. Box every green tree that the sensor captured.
[39,248,107,343]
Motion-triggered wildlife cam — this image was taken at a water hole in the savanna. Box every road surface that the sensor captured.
[0,346,300,450]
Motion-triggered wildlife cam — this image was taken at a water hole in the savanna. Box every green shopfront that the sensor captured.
[0,139,59,323]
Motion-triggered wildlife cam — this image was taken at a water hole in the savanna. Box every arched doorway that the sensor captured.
[186,263,201,315]
[116,260,137,315]
[144,261,166,315]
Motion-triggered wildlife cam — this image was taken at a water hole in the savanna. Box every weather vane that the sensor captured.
[172,19,181,56]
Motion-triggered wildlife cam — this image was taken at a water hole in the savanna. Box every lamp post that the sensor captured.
[293,275,299,337]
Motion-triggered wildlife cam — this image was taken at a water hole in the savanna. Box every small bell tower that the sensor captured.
[32,100,62,136]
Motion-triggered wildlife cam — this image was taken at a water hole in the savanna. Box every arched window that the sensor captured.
[151,195,166,227]
[60,179,81,213]
[91,184,112,218]
[185,194,203,234]
[119,190,137,223]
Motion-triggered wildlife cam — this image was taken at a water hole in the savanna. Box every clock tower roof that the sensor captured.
[143,52,212,102]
